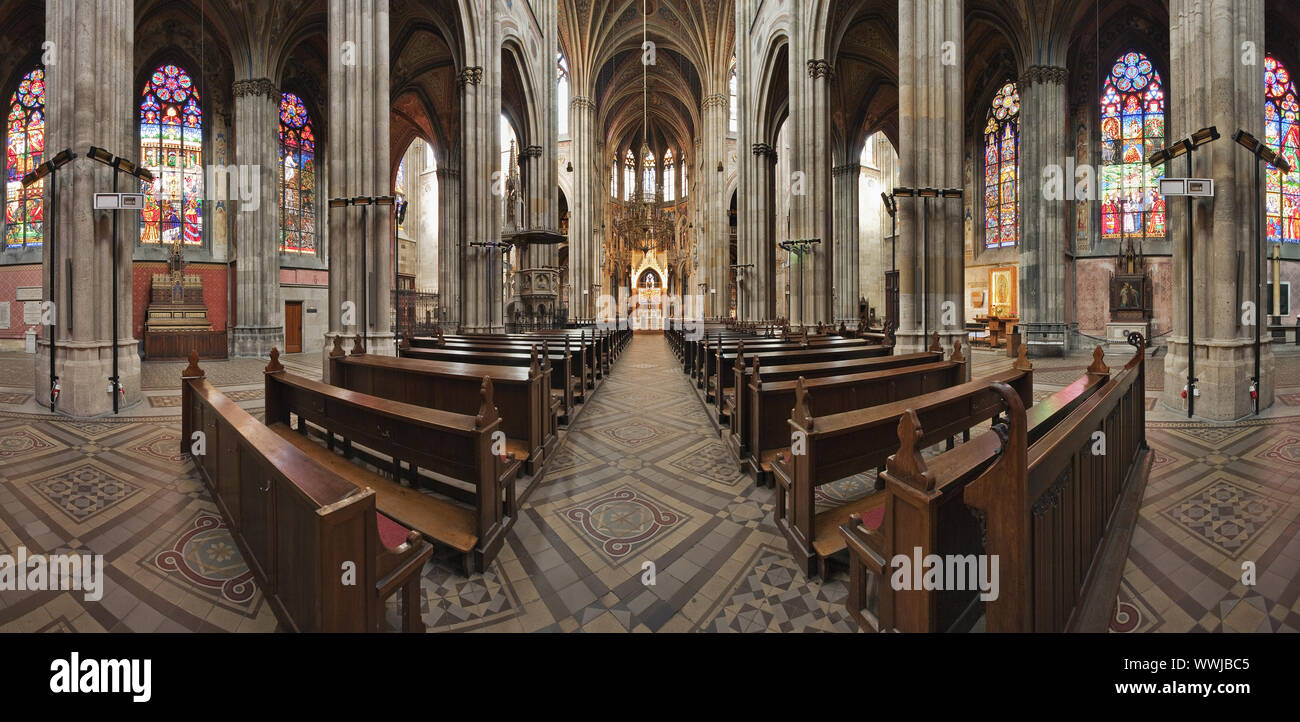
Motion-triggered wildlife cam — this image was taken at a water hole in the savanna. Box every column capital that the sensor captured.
[232,78,278,99]
[436,166,461,180]
[1019,65,1067,88]
[703,93,728,109]
[832,163,860,177]
[807,59,833,80]
[571,95,595,111]
[522,145,544,159]
[458,67,484,86]
[752,142,776,160]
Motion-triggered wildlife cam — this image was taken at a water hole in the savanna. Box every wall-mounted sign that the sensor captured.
[93,193,146,210]
[1160,178,1215,197]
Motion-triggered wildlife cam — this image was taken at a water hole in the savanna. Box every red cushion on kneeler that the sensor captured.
[860,505,885,531]
[376,512,413,550]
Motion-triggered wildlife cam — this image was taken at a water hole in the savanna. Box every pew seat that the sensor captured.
[809,495,886,575]
[759,448,787,475]
[271,427,481,566]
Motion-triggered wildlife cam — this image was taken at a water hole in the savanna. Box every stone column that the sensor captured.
[568,96,596,320]
[458,60,501,332]
[896,0,965,353]
[1164,0,1267,419]
[436,162,461,328]
[701,94,729,318]
[231,78,284,357]
[325,0,393,368]
[833,160,860,323]
[1018,65,1069,354]
[789,54,834,326]
[36,0,139,416]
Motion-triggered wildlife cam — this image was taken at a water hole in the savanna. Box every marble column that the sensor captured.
[896,0,965,353]
[325,0,393,370]
[1018,65,1069,354]
[1164,0,1268,419]
[231,78,284,357]
[833,161,860,323]
[36,0,139,416]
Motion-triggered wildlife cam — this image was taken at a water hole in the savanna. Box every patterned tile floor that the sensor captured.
[0,338,1295,633]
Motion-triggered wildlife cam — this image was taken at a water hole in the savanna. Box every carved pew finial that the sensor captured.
[329,336,346,358]
[266,347,284,374]
[437,327,445,346]
[182,349,205,379]
[399,336,411,351]
[351,335,366,355]
[752,357,761,385]
[530,345,540,376]
[887,409,935,492]
[883,321,896,348]
[950,339,965,365]
[1013,339,1032,371]
[1087,345,1109,376]
[929,332,942,353]
[475,376,500,429]
[792,376,814,431]
[541,340,551,371]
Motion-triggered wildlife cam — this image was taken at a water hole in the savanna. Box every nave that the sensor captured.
[0,336,1295,633]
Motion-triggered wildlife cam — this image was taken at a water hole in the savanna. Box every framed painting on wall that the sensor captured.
[989,267,1017,317]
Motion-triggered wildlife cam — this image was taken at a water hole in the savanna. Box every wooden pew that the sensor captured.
[770,346,1040,577]
[181,352,432,632]
[329,338,555,479]
[264,350,515,576]
[401,339,579,426]
[740,343,959,484]
[838,340,1148,632]
[422,335,593,400]
[707,341,894,405]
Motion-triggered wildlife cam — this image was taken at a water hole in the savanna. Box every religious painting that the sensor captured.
[989,267,1017,317]
[1116,280,1143,310]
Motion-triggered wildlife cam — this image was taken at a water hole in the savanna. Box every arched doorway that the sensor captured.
[633,267,664,331]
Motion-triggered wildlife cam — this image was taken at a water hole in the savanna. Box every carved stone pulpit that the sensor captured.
[1106,239,1153,344]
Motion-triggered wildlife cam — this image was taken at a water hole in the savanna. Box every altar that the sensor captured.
[142,242,227,359]
[1106,240,1153,345]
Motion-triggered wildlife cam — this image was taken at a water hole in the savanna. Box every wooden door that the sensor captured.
[285,302,303,353]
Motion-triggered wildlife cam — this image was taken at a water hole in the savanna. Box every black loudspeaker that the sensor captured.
[395,199,408,226]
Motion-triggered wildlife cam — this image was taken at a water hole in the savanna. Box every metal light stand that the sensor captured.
[1232,129,1292,416]
[22,149,76,411]
[87,147,153,414]
[730,263,754,321]
[778,239,821,325]
[470,239,512,332]
[1148,127,1219,419]
[329,195,395,350]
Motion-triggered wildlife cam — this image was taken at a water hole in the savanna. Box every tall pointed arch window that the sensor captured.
[1099,51,1166,240]
[1265,54,1300,243]
[624,150,636,200]
[5,67,45,248]
[612,161,618,197]
[663,149,676,201]
[139,63,203,245]
[983,81,1020,248]
[681,154,688,197]
[558,54,571,136]
[642,147,656,196]
[394,156,407,235]
[279,92,316,253]
[729,58,738,134]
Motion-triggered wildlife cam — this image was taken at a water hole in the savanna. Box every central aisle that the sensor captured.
[412,333,863,632]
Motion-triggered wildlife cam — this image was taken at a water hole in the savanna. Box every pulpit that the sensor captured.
[1106,239,1153,344]
[143,242,227,359]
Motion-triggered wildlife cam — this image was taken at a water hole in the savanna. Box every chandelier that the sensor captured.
[612,2,676,257]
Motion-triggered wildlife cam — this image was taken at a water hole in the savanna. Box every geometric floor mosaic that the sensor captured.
[1,339,1296,633]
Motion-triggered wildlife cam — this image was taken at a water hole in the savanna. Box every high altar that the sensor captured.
[143,241,227,359]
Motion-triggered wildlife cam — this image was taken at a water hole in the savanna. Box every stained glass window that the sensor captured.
[681,155,688,198]
[1265,54,1300,243]
[395,157,407,235]
[664,149,676,201]
[729,58,738,134]
[5,67,44,249]
[983,81,1020,248]
[139,63,203,246]
[1099,51,1166,240]
[624,150,636,200]
[643,148,656,195]
[558,54,570,136]
[279,91,316,253]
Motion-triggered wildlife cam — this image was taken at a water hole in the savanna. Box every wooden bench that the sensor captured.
[708,341,893,405]
[181,352,432,632]
[741,342,962,484]
[264,350,516,576]
[401,339,579,426]
[329,338,555,479]
[839,339,1149,632]
[770,346,1039,578]
[421,334,594,400]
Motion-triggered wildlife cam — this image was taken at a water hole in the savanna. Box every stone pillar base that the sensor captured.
[232,326,285,359]
[1162,337,1272,420]
[35,339,141,417]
